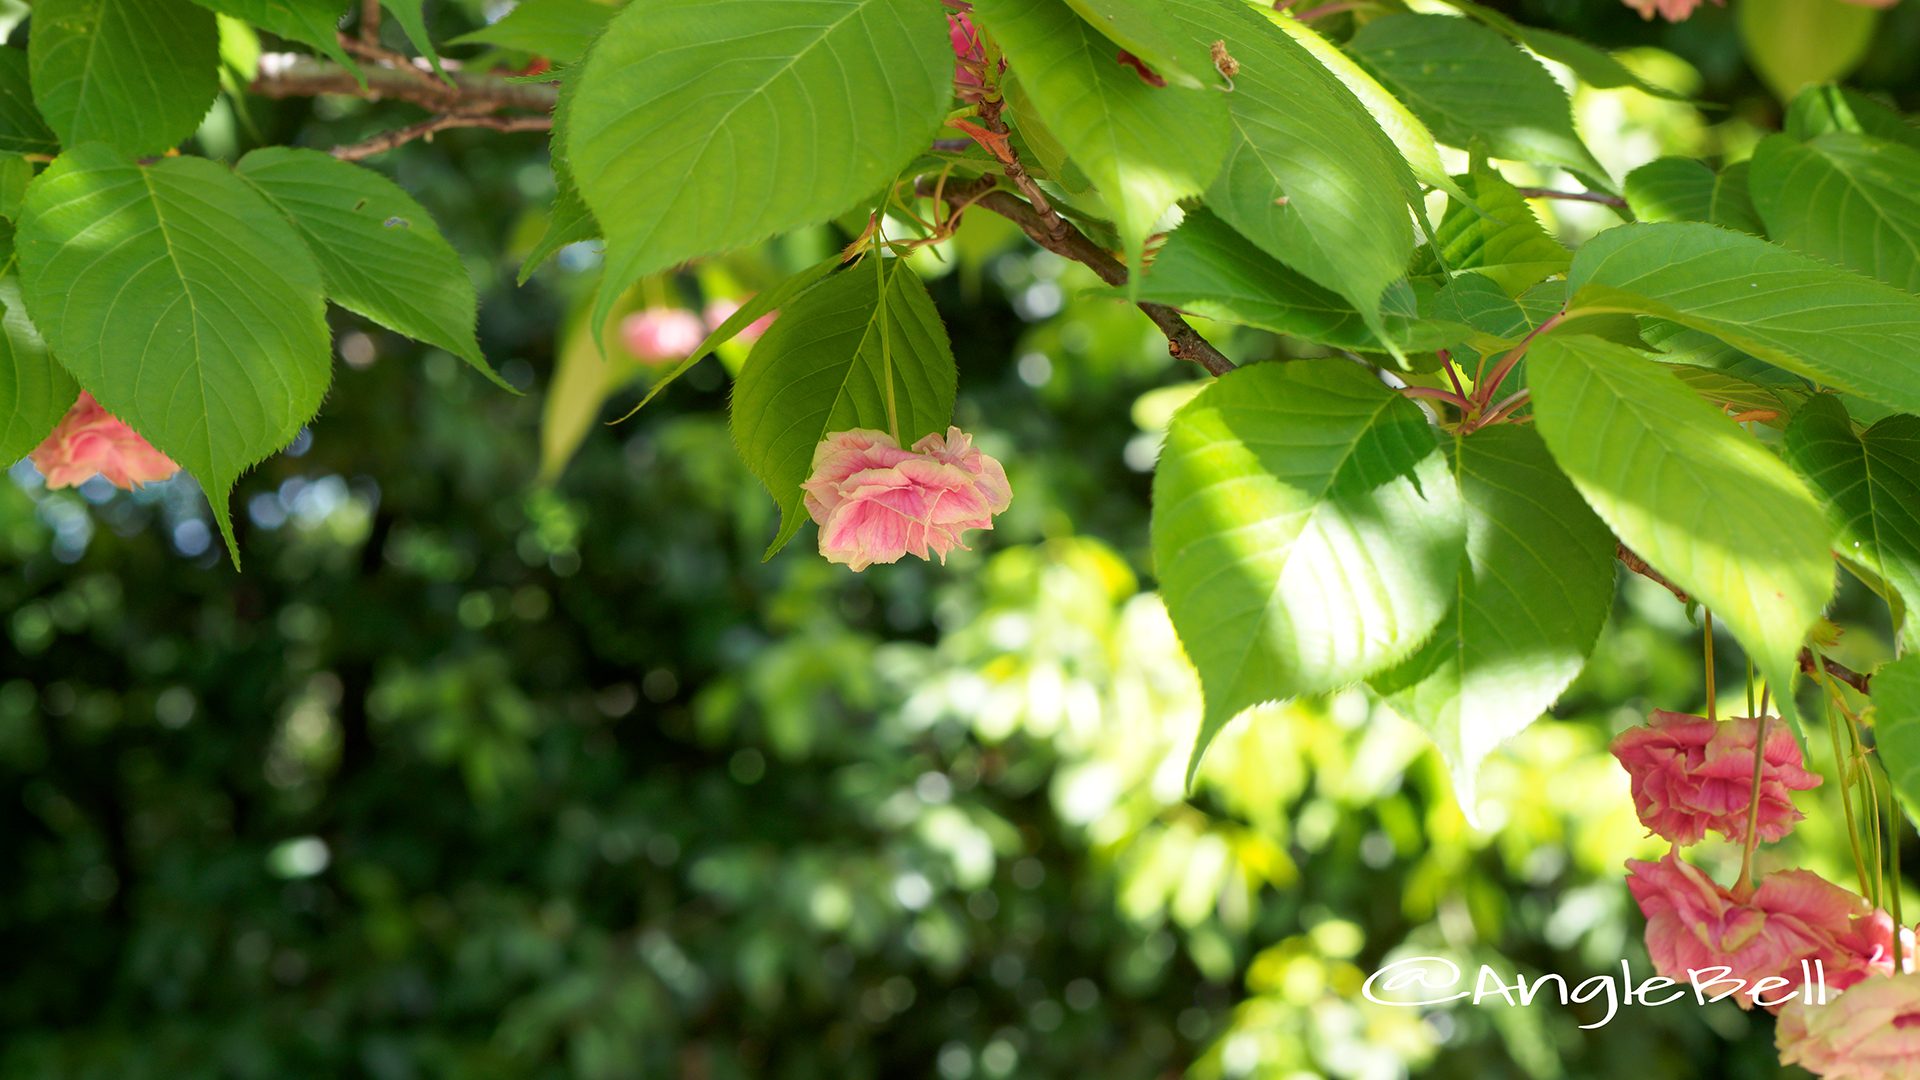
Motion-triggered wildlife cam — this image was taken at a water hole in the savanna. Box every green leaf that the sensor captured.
[1785,85,1920,151]
[622,252,842,420]
[1872,654,1920,829]
[521,67,597,284]
[1784,395,1920,640]
[1001,72,1088,194]
[730,258,956,559]
[1664,364,1802,426]
[971,0,1227,270]
[1623,157,1762,234]
[1738,0,1879,103]
[1128,209,1462,353]
[233,147,503,388]
[1349,13,1609,186]
[1161,0,1417,329]
[0,152,30,219]
[569,0,950,334]
[1373,425,1615,814]
[1569,223,1920,415]
[0,48,57,155]
[0,276,77,464]
[379,0,450,80]
[186,0,358,73]
[519,181,597,284]
[1268,13,1462,204]
[1422,160,1571,294]
[29,0,220,157]
[16,144,333,561]
[1152,360,1466,782]
[451,0,615,65]
[1438,0,1688,101]
[1750,133,1920,293]
[1528,334,1834,727]
[1059,0,1214,90]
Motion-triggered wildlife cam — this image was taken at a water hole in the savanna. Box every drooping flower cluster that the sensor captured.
[1612,709,1821,845]
[1627,854,1897,1006]
[802,427,1011,571]
[1613,707,1919,1075]
[1778,973,1920,1080]
[30,392,180,490]
[1623,0,1891,20]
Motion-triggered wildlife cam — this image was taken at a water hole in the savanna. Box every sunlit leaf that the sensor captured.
[1751,133,1920,292]
[1529,334,1833,727]
[1349,13,1609,185]
[1160,0,1418,329]
[1153,359,1465,782]
[1569,222,1920,416]
[568,0,950,334]
[972,0,1227,270]
[1060,0,1214,90]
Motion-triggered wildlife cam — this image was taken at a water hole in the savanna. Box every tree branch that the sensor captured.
[1515,187,1629,209]
[924,176,1235,377]
[250,53,560,114]
[1617,543,1687,601]
[1615,543,1874,695]
[1804,652,1872,696]
[330,113,554,161]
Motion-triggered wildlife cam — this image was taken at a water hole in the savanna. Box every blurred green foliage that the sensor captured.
[3,1,1918,1078]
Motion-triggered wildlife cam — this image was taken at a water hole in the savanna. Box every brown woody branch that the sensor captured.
[250,53,560,115]
[925,176,1235,377]
[330,113,553,161]
[1615,543,1873,695]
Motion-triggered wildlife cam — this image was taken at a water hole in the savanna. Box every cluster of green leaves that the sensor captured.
[538,0,1920,812]
[0,1,497,561]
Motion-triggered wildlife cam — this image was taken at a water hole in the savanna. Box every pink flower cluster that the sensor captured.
[1627,854,1896,1006]
[30,392,179,490]
[1624,0,1891,20]
[1613,707,1920,1075]
[802,426,1011,571]
[949,13,989,102]
[620,298,776,364]
[1612,709,1820,845]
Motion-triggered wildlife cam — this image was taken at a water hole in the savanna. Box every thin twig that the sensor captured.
[1515,187,1629,209]
[1804,651,1873,695]
[1614,542,1875,694]
[922,176,1235,376]
[330,113,553,160]
[968,93,1070,245]
[360,0,381,44]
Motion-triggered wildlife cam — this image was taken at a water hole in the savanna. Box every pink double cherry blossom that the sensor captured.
[30,392,179,490]
[802,426,1011,572]
[1627,853,1898,1008]
[1625,0,1893,20]
[1612,709,1821,846]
